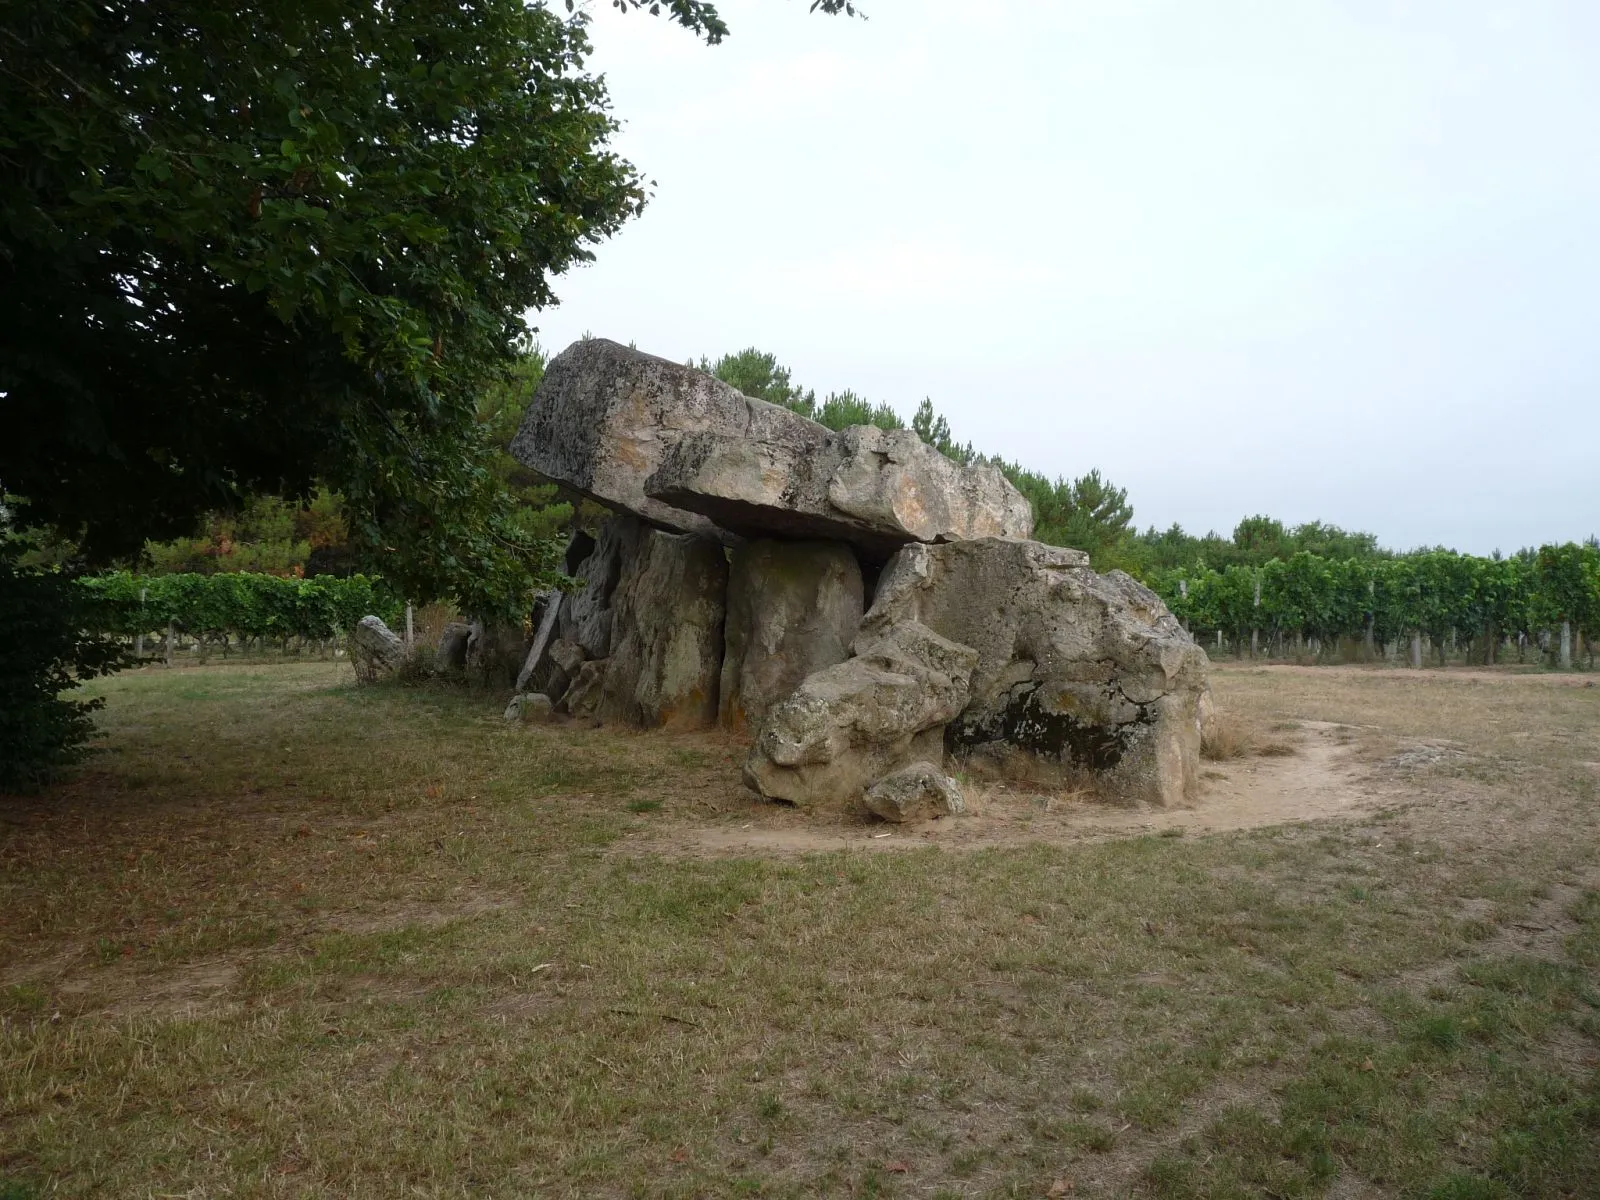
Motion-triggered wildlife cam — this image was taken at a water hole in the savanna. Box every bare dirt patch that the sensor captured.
[619,720,1405,859]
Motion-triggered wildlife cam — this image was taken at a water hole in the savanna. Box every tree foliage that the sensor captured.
[2,0,646,616]
[0,541,127,792]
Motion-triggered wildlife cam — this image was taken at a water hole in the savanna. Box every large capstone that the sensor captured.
[743,620,978,809]
[862,538,1210,805]
[647,422,1033,562]
[597,523,729,730]
[509,339,1031,562]
[719,539,864,734]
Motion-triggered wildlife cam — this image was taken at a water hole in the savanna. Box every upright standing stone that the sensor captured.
[559,517,645,660]
[350,615,405,682]
[598,527,729,730]
[719,539,864,734]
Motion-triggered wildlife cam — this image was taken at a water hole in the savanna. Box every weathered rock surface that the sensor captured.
[559,516,645,660]
[435,622,471,674]
[864,763,966,823]
[647,423,1033,562]
[504,693,555,723]
[562,660,607,718]
[719,539,863,734]
[510,339,1031,561]
[862,538,1210,805]
[744,621,977,808]
[598,526,728,730]
[350,615,405,682]
[549,638,588,678]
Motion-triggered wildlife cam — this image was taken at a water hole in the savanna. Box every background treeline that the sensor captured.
[700,347,1406,575]
[77,340,1600,672]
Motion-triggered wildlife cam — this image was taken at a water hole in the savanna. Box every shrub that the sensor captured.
[0,542,128,792]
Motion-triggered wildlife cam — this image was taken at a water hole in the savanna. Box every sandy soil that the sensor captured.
[620,719,1405,860]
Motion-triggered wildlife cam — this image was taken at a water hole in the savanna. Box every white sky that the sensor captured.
[528,0,1599,554]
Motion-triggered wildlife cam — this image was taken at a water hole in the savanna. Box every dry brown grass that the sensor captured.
[1201,711,1297,762]
[1,660,1597,1198]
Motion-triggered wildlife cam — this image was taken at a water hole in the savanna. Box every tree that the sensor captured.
[2,0,864,781]
[0,538,127,790]
[705,347,815,413]
[2,0,787,615]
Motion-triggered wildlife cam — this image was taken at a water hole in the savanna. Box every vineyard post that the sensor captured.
[164,619,174,668]
[1251,572,1261,658]
[135,587,147,658]
[405,602,415,652]
[1560,620,1572,669]
[1409,631,1422,669]
[1364,579,1375,661]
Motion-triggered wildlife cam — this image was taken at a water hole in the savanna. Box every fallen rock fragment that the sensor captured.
[744,621,978,808]
[864,762,966,822]
[504,693,555,723]
[562,660,607,718]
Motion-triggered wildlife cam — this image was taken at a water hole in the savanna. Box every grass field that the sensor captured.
[2,661,1598,1198]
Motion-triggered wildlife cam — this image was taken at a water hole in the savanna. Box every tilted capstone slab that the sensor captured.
[509,338,1032,562]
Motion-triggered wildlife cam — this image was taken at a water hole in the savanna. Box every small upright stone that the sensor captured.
[349,615,405,683]
[504,693,556,723]
[435,622,471,673]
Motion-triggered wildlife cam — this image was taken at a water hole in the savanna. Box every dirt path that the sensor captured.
[621,720,1400,859]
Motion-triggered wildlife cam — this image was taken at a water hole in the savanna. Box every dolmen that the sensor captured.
[506,338,1212,812]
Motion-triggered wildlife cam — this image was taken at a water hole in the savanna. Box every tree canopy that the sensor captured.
[0,0,742,615]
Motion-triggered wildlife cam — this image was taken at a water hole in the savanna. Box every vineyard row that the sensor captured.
[80,571,403,656]
[1152,544,1600,667]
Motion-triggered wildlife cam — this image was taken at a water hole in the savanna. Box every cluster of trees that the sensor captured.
[135,490,353,578]
[1155,544,1600,667]
[1132,516,1386,573]
[6,0,830,785]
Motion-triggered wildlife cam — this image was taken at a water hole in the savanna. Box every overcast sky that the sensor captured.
[529,0,1598,554]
